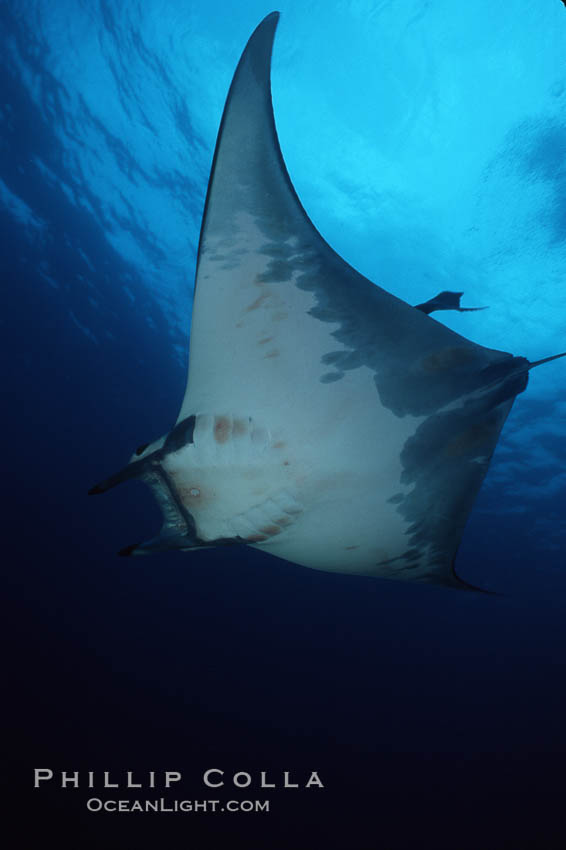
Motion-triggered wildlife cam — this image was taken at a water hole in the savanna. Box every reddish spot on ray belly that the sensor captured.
[246,293,270,312]
[214,415,231,443]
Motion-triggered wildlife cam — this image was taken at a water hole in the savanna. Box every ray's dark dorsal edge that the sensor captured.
[89,12,566,591]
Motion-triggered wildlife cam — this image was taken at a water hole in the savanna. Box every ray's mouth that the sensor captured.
[88,417,200,556]
[90,462,202,558]
[88,416,251,556]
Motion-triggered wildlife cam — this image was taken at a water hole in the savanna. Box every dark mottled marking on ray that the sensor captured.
[480,358,526,384]
[320,372,344,384]
[322,348,367,371]
[388,493,404,505]
[228,208,522,415]
[392,369,528,573]
[374,554,409,567]
[321,350,345,365]
[420,347,475,373]
[258,240,297,259]
[256,259,293,282]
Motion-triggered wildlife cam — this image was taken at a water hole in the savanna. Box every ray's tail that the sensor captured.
[527,350,566,370]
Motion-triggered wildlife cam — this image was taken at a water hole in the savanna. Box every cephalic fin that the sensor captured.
[88,458,145,495]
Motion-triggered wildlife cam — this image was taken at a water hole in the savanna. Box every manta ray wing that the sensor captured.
[92,13,533,590]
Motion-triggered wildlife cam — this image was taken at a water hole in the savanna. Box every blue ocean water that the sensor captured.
[3,1,566,847]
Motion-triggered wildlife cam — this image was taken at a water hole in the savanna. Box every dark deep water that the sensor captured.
[4,2,566,848]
